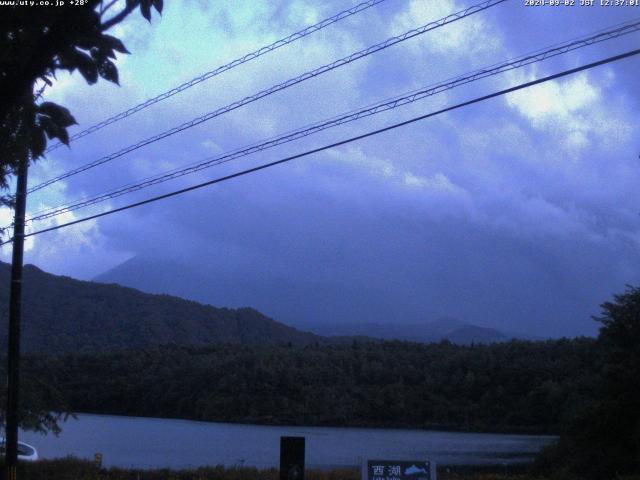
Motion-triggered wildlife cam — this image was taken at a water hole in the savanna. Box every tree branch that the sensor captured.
[101,2,137,31]
[100,0,119,17]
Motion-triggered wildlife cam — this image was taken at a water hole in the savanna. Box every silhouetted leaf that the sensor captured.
[31,128,47,158]
[153,0,163,14]
[89,46,101,60]
[78,64,98,84]
[38,102,77,128]
[91,45,116,61]
[75,36,96,50]
[69,49,98,84]
[55,125,70,145]
[102,34,129,54]
[99,59,119,85]
[39,115,70,145]
[140,0,152,21]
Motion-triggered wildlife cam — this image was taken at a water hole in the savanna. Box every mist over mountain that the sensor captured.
[94,254,410,330]
[0,261,322,354]
[306,318,524,345]
[94,255,531,343]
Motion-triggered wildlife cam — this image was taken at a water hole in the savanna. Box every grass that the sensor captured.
[10,458,640,480]
[8,458,529,480]
[16,458,357,480]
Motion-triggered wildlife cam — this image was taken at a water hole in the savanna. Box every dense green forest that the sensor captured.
[24,338,600,434]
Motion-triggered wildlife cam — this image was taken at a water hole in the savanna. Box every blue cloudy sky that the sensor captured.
[2,0,639,337]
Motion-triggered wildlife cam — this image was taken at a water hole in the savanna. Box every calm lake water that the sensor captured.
[20,414,556,470]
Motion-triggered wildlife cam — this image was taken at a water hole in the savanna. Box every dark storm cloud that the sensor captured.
[4,0,639,337]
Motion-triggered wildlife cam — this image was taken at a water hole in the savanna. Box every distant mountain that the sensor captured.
[0,261,323,355]
[445,324,508,344]
[307,317,512,345]
[93,255,435,330]
[95,256,529,344]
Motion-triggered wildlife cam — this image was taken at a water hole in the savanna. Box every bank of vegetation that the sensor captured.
[8,458,640,480]
[12,457,638,480]
[26,337,599,434]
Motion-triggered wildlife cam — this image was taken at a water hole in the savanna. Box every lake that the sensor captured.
[20,414,556,470]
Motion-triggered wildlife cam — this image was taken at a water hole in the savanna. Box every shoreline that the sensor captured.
[63,410,561,437]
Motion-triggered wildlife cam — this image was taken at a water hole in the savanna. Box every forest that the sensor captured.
[23,338,600,434]
[4,285,640,479]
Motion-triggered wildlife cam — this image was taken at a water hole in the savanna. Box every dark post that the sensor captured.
[4,155,29,480]
[280,436,305,480]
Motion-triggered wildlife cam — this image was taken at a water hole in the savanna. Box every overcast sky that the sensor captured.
[2,0,639,337]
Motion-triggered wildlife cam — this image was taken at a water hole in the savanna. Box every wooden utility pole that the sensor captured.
[4,153,29,480]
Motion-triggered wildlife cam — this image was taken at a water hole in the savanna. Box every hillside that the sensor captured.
[94,254,397,331]
[96,256,524,344]
[0,261,322,354]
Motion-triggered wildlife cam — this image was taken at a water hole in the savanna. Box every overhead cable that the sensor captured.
[29,0,507,194]
[25,19,640,224]
[4,47,637,246]
[43,0,389,153]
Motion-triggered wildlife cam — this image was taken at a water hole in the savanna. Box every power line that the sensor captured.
[28,19,640,221]
[28,0,507,195]
[5,47,637,247]
[25,19,640,224]
[43,0,389,154]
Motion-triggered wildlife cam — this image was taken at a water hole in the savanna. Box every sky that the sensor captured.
[2,0,639,337]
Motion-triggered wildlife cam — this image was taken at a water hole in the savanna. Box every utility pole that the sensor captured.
[4,153,29,480]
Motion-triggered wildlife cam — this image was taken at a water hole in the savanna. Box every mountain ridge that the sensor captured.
[0,261,323,354]
[95,256,528,345]
[306,320,512,345]
[0,259,524,354]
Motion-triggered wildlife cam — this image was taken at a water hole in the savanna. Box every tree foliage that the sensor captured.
[28,338,601,434]
[0,0,163,211]
[536,286,640,478]
[0,358,69,435]
[0,0,163,432]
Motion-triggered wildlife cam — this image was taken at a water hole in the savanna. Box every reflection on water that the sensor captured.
[21,413,556,470]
